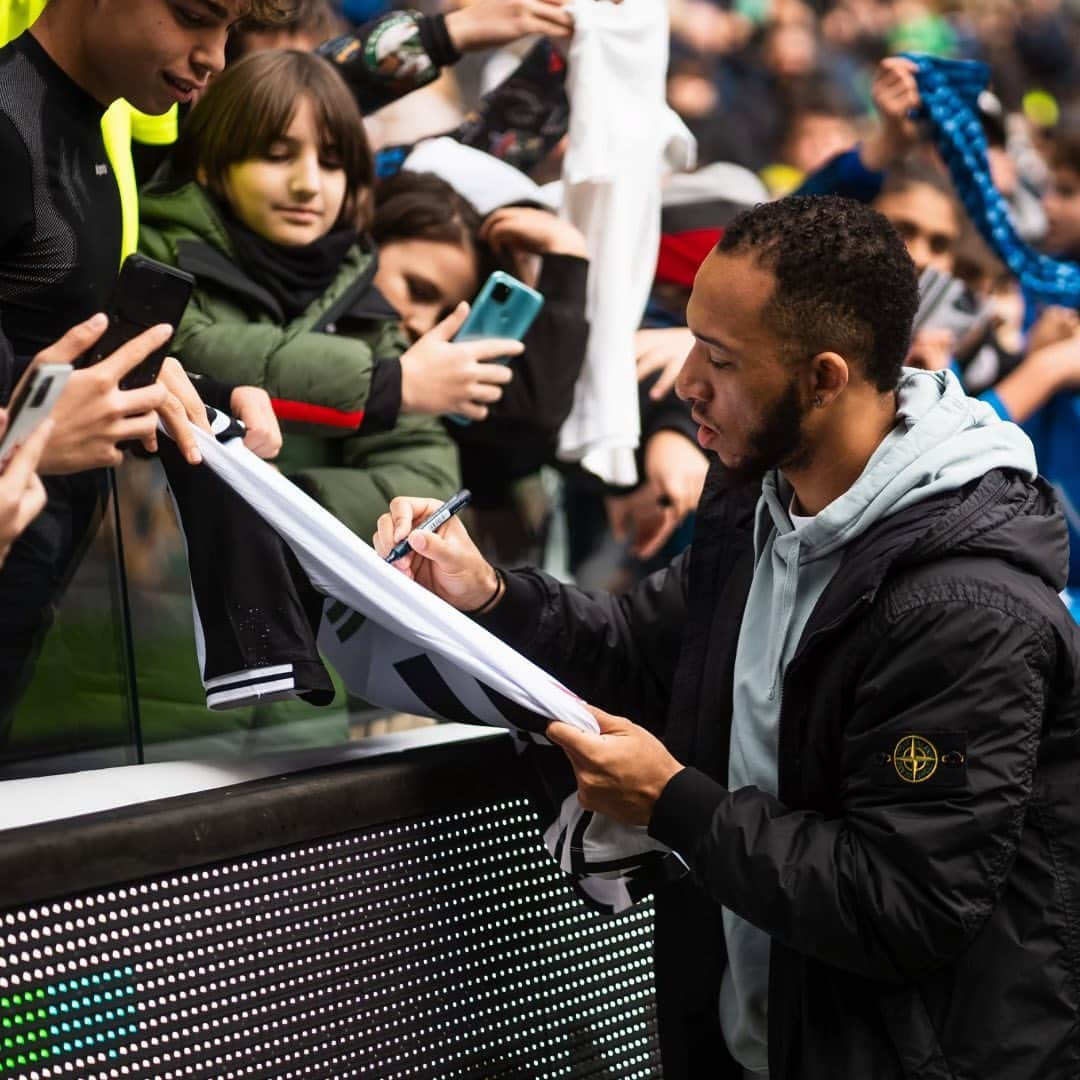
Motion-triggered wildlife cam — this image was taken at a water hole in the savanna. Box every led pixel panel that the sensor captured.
[0,798,659,1079]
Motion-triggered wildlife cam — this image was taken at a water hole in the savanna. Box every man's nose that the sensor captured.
[674,343,705,402]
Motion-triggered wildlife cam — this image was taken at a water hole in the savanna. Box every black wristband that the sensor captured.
[417,13,462,69]
[464,566,505,617]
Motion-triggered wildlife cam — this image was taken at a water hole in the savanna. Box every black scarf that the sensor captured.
[219,201,358,321]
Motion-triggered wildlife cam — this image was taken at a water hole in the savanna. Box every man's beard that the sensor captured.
[725,375,813,485]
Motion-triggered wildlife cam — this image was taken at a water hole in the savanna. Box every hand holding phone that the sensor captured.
[452,271,544,347]
[27,315,175,475]
[0,361,72,469]
[0,408,52,568]
[398,302,524,421]
[82,253,195,390]
[447,270,544,425]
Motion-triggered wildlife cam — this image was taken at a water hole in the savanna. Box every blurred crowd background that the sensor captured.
[336,0,1080,192]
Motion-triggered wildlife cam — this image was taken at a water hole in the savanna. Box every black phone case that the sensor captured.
[85,254,195,390]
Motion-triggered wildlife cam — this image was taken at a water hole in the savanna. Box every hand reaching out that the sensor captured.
[980,328,1080,423]
[229,385,282,459]
[646,429,708,518]
[444,0,576,52]
[399,302,521,421]
[35,315,172,474]
[0,409,52,568]
[635,327,695,401]
[860,57,922,172]
[154,356,212,464]
[607,430,707,559]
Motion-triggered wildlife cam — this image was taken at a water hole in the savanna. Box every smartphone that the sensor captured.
[913,266,992,342]
[0,362,72,468]
[448,270,544,425]
[83,253,195,390]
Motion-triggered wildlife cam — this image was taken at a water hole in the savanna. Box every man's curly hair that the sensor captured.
[717,196,919,391]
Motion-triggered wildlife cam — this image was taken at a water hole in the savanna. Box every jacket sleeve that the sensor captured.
[168,287,385,434]
[317,12,460,115]
[649,589,1053,983]
[794,146,885,203]
[475,552,691,731]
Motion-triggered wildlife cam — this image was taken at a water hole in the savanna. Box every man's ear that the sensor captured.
[809,351,849,407]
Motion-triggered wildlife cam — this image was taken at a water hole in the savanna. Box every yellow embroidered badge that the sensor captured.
[893,734,939,784]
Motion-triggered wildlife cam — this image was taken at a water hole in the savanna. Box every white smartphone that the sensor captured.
[913,266,993,341]
[0,362,71,468]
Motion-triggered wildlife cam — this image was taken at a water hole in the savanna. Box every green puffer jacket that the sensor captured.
[139,180,459,542]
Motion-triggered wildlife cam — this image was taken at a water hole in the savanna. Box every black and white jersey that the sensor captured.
[168,410,333,711]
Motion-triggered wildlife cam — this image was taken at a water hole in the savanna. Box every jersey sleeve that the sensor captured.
[317,12,458,115]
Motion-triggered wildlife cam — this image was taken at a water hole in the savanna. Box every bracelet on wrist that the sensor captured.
[465,567,505,617]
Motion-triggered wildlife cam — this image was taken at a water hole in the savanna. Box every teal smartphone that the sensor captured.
[448,270,544,425]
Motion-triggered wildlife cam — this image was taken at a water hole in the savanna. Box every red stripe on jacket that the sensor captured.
[271,398,365,430]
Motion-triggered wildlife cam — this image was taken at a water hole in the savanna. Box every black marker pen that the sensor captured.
[384,489,472,564]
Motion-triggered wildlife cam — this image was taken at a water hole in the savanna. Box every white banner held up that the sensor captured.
[189,423,597,738]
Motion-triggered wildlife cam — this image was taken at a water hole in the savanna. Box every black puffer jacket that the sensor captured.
[480,462,1080,1079]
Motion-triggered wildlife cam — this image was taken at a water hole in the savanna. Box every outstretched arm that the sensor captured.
[319,2,574,116]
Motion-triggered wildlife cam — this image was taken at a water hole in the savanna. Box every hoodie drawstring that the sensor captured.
[767,538,800,701]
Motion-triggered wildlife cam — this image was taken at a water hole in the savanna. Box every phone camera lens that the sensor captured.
[30,378,52,408]
[492,282,511,303]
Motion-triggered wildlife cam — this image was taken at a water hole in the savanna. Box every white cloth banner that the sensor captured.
[557,0,697,485]
[188,423,596,736]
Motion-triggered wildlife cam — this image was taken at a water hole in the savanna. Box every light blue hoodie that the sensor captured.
[720,368,1037,1077]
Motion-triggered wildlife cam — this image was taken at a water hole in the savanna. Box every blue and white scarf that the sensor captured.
[906,53,1080,312]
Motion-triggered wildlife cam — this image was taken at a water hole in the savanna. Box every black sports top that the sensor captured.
[0,32,122,374]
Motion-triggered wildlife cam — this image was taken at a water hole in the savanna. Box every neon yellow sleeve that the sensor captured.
[1,3,176,261]
[0,0,46,45]
[101,103,177,260]
[129,105,178,147]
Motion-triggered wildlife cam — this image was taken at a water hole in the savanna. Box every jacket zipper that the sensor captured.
[311,255,380,333]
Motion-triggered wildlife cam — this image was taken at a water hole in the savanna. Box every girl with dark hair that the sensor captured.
[370,172,487,344]
[140,50,523,541]
[368,169,592,562]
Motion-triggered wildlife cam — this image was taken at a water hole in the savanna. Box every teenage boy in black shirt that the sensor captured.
[0,0,298,722]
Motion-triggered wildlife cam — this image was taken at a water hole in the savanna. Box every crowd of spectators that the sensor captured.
[2,0,1080,749]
